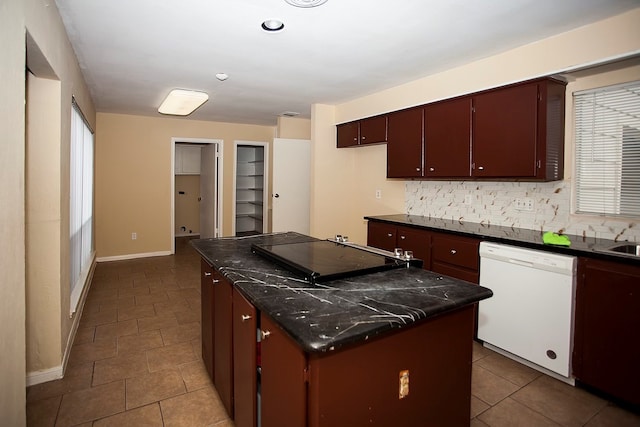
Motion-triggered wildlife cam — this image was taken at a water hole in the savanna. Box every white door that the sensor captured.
[272,138,311,234]
[200,144,217,238]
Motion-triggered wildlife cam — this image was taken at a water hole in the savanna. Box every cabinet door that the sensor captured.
[574,258,640,407]
[424,97,472,178]
[233,289,257,427]
[214,275,234,417]
[336,122,359,148]
[367,221,397,252]
[386,108,424,178]
[396,226,431,270]
[359,115,387,145]
[472,83,538,178]
[260,314,307,427]
[201,260,215,381]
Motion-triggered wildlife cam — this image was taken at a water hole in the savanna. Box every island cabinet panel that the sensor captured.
[214,274,235,418]
[232,289,257,427]
[431,233,480,284]
[424,97,472,178]
[336,121,359,148]
[260,314,307,427]
[201,259,215,381]
[307,306,474,427]
[573,258,640,407]
[367,221,431,269]
[387,107,424,178]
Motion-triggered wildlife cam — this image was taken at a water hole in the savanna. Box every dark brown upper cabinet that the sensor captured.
[386,107,424,178]
[471,78,566,180]
[336,115,387,148]
[424,97,472,178]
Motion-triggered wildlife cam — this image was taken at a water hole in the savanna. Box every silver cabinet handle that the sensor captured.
[416,167,421,172]
[478,166,484,170]
[361,136,366,140]
[400,235,406,240]
[212,279,220,284]
[241,315,252,322]
[387,233,393,237]
[450,249,457,255]
[429,167,435,172]
[261,330,271,340]
[204,271,212,277]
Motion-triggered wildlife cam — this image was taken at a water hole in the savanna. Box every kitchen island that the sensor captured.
[192,232,493,427]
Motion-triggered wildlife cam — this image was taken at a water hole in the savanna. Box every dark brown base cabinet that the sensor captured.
[366,221,431,269]
[262,306,475,427]
[573,258,640,408]
[201,259,215,381]
[201,260,477,427]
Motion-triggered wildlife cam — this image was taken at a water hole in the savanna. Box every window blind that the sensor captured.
[70,99,94,314]
[574,81,640,218]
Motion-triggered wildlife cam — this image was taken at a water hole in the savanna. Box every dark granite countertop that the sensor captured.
[365,214,640,266]
[191,232,493,353]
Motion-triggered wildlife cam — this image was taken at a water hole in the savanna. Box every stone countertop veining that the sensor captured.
[191,232,493,354]
[365,214,640,265]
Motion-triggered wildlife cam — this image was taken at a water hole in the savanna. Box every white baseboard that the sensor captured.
[26,366,63,387]
[96,251,172,262]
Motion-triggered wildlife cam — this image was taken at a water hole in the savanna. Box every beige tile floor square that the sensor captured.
[26,237,640,426]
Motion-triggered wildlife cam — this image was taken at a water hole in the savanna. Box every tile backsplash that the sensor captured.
[406,180,639,242]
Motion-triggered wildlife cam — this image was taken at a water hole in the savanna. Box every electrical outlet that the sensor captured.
[515,198,534,211]
[375,189,382,199]
[131,232,137,240]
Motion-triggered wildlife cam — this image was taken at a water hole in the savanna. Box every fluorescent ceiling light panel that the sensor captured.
[158,89,209,115]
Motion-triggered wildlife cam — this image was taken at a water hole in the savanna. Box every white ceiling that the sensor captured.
[54,0,639,126]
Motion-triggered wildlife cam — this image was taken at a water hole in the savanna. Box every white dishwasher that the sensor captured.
[477,242,577,383]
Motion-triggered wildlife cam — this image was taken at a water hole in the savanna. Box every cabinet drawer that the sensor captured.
[431,234,479,271]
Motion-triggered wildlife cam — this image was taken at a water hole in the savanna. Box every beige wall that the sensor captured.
[311,8,640,245]
[26,72,63,373]
[0,0,27,423]
[23,0,96,386]
[1,0,95,422]
[96,113,275,257]
[175,175,201,236]
[277,116,311,139]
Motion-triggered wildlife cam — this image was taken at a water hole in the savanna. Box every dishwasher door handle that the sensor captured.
[507,258,535,268]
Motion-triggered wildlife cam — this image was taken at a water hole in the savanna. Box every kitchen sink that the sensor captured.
[595,243,640,257]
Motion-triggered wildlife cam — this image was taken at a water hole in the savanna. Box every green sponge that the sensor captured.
[542,231,571,246]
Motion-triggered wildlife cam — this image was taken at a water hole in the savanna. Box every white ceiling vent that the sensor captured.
[284,0,328,8]
[280,111,301,117]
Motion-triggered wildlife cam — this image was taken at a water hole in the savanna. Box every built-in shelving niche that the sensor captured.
[235,144,266,236]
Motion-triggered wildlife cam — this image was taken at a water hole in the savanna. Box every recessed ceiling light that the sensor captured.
[261,19,285,32]
[280,111,300,117]
[158,89,208,116]
[215,73,229,81]
[285,0,328,7]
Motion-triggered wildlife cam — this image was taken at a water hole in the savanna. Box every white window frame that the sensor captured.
[70,99,95,315]
[574,80,640,219]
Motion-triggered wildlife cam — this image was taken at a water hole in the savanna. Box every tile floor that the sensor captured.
[26,237,640,426]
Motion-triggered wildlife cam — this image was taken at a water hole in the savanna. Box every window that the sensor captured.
[574,81,640,218]
[70,99,94,314]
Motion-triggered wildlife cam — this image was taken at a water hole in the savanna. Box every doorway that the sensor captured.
[232,141,269,236]
[171,138,223,254]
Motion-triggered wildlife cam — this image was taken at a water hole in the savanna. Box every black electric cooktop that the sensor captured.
[251,240,417,284]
